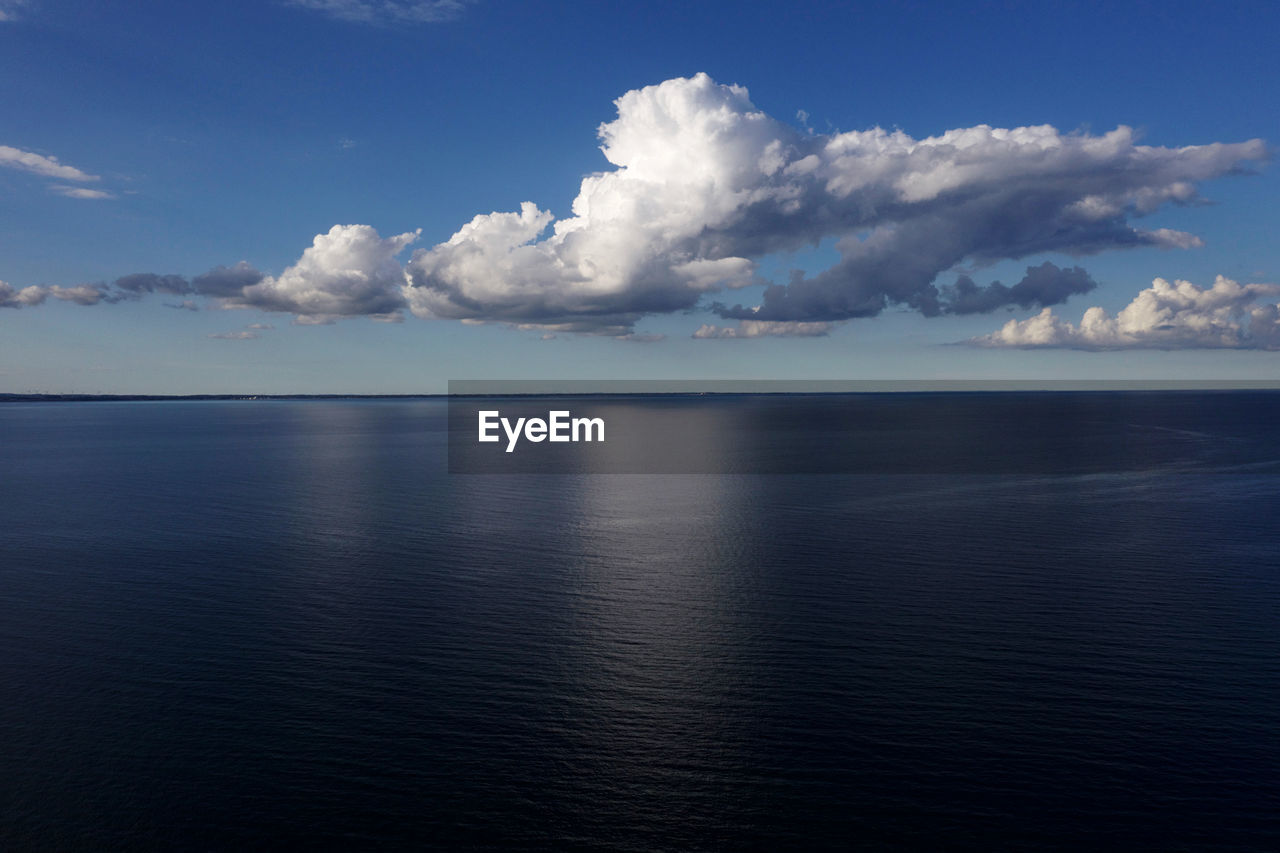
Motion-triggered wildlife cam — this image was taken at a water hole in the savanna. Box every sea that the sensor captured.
[1,394,1278,850]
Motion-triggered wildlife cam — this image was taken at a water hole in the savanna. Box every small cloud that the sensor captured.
[0,144,98,182]
[0,2,32,24]
[693,320,833,339]
[967,275,1280,350]
[508,317,636,337]
[208,331,259,340]
[193,261,265,297]
[339,137,357,150]
[50,284,116,305]
[164,300,202,311]
[246,322,275,330]
[51,185,114,200]
[285,0,475,25]
[369,312,404,323]
[615,332,666,342]
[293,314,338,325]
[0,280,48,308]
[540,333,556,340]
[938,262,1097,315]
[115,273,189,294]
[230,224,418,317]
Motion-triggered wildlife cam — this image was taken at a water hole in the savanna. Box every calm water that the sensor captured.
[1,396,1278,850]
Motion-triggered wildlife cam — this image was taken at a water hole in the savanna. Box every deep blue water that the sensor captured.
[1,396,1278,850]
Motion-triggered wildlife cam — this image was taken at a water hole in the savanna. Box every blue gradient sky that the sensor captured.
[1,0,1277,393]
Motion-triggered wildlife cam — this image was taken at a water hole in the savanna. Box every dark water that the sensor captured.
[1,396,1278,850]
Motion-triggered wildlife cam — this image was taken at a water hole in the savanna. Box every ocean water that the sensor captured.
[1,396,1278,850]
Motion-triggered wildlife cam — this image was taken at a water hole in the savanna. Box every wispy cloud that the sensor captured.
[968,276,1280,350]
[210,322,274,339]
[0,1,32,23]
[285,0,474,25]
[693,320,833,339]
[50,185,115,200]
[2,143,118,200]
[0,145,98,182]
[49,284,116,305]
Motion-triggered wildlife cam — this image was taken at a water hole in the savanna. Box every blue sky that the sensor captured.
[1,0,1277,393]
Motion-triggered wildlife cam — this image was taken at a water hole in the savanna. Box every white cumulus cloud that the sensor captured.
[232,224,419,317]
[403,73,1264,333]
[2,74,1268,341]
[970,276,1280,350]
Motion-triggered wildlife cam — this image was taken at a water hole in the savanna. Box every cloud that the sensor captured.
[0,227,415,323]
[50,284,115,305]
[192,261,265,297]
[1,264,258,309]
[504,317,633,336]
[404,73,1264,332]
[2,144,118,199]
[6,281,142,306]
[0,1,31,22]
[114,273,191,295]
[0,145,99,182]
[693,319,834,338]
[209,322,273,339]
[233,224,419,316]
[2,75,1267,340]
[0,280,47,308]
[938,262,1097,315]
[969,276,1280,350]
[50,185,114,200]
[285,0,474,25]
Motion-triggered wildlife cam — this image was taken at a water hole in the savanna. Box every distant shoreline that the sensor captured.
[0,394,446,402]
[6,383,1280,403]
